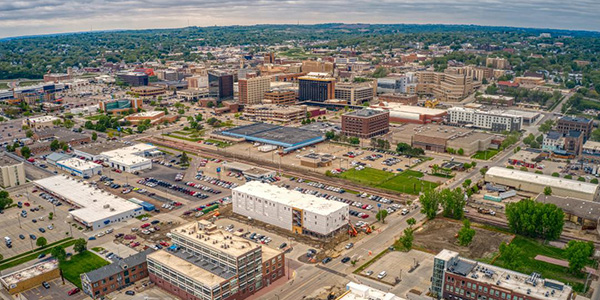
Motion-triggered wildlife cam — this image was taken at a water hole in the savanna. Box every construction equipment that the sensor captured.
[348,222,358,237]
[425,99,439,108]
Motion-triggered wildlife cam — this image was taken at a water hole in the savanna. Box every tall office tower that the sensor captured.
[238,76,271,105]
[208,70,234,101]
[298,73,336,102]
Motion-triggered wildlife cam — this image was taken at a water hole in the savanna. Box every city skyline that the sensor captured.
[0,0,599,38]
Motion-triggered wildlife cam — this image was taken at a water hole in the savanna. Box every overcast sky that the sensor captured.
[0,0,598,38]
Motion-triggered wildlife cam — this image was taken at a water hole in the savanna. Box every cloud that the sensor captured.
[0,0,598,38]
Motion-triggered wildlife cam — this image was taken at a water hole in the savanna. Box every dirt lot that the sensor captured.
[414,218,513,260]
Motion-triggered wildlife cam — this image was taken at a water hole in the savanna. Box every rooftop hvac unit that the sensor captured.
[103,204,110,209]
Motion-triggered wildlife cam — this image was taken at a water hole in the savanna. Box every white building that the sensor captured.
[98,143,157,173]
[448,107,523,132]
[55,158,102,178]
[22,116,60,129]
[338,282,404,300]
[0,155,25,188]
[233,181,349,238]
[34,175,143,230]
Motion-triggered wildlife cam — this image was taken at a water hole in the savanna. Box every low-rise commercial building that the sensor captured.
[82,249,154,299]
[125,111,176,125]
[99,99,143,115]
[338,282,404,300]
[34,175,144,230]
[536,194,600,231]
[431,249,571,300]
[99,143,157,173]
[378,93,418,105]
[341,109,390,138]
[148,220,285,300]
[56,157,102,178]
[0,154,25,188]
[22,116,60,129]
[407,124,492,155]
[243,104,307,123]
[130,86,166,98]
[0,260,60,295]
[73,141,131,161]
[300,153,335,168]
[374,102,446,124]
[476,94,514,107]
[233,181,349,238]
[448,107,523,132]
[484,166,599,201]
[334,82,375,105]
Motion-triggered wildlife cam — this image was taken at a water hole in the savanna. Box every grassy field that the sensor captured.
[472,149,500,160]
[492,237,592,292]
[84,114,105,121]
[339,168,438,195]
[61,251,109,288]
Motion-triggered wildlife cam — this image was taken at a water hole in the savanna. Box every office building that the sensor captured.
[484,167,599,201]
[556,116,593,141]
[342,109,390,138]
[208,70,234,101]
[117,73,149,86]
[334,82,375,105]
[263,89,297,105]
[129,86,166,98]
[148,220,285,300]
[34,175,144,230]
[243,104,308,123]
[298,73,336,102]
[0,154,25,188]
[187,75,209,89]
[99,99,143,115]
[377,75,416,94]
[432,249,571,300]
[301,60,334,73]
[448,107,523,132]
[82,249,154,299]
[264,52,275,64]
[239,76,271,105]
[98,143,157,173]
[485,57,510,70]
[233,181,349,237]
[56,157,102,178]
[416,71,475,102]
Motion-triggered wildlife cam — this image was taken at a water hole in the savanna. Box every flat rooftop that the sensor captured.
[34,175,141,224]
[485,167,598,195]
[172,221,260,258]
[148,250,229,287]
[0,154,21,166]
[222,123,324,148]
[376,103,447,116]
[535,194,600,220]
[57,157,100,171]
[128,111,164,118]
[339,282,403,300]
[26,115,60,123]
[0,260,58,287]
[101,143,156,165]
[234,181,349,215]
[344,109,388,118]
[442,250,572,300]
[74,141,130,156]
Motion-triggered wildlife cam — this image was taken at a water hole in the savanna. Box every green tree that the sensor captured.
[499,242,521,269]
[0,190,13,210]
[419,189,442,220]
[36,237,48,248]
[50,245,66,261]
[91,132,98,141]
[539,120,555,133]
[325,131,335,139]
[506,199,564,240]
[48,212,53,220]
[480,167,489,176]
[74,238,87,253]
[407,218,416,227]
[551,172,560,177]
[457,148,464,156]
[544,186,552,196]
[50,139,60,151]
[376,209,388,223]
[457,219,476,246]
[564,240,594,274]
[26,129,34,138]
[398,228,414,251]
[180,152,190,165]
[20,146,31,159]
[564,174,573,179]
[591,178,599,184]
[440,188,465,220]
[462,179,472,189]
[577,176,586,182]
[348,137,360,145]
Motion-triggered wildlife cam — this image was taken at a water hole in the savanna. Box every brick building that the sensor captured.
[81,249,154,299]
[378,93,419,105]
[263,89,297,105]
[342,109,390,138]
[556,116,593,141]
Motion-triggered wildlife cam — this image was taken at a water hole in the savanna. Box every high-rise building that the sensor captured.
[208,70,234,101]
[334,82,375,105]
[341,109,390,138]
[238,76,271,105]
[298,73,335,102]
[263,89,297,105]
[148,220,285,300]
[486,57,510,70]
[416,71,475,102]
[0,154,25,188]
[117,72,149,86]
[431,249,572,300]
[264,52,275,64]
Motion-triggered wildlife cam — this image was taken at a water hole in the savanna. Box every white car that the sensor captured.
[377,271,387,279]
[97,232,105,237]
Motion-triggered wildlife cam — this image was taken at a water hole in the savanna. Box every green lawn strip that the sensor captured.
[162,133,202,142]
[155,144,198,156]
[136,213,151,220]
[91,247,105,252]
[60,251,110,288]
[471,149,499,160]
[84,115,104,121]
[492,237,590,292]
[0,239,77,271]
[205,139,232,148]
[353,249,390,274]
[0,237,73,264]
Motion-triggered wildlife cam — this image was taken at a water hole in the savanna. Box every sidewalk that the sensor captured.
[534,255,598,275]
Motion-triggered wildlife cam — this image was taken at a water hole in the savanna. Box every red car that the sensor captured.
[27,158,35,163]
[159,241,170,247]
[24,202,30,207]
[140,223,151,228]
[67,288,80,296]
[361,214,369,219]
[130,242,140,247]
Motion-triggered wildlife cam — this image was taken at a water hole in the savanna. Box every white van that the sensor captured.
[377,271,387,279]
[4,236,11,245]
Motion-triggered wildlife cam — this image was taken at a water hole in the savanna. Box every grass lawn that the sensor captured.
[0,239,77,271]
[339,168,438,195]
[492,236,592,292]
[84,114,105,121]
[61,251,109,288]
[0,82,8,89]
[472,149,500,160]
[205,139,231,148]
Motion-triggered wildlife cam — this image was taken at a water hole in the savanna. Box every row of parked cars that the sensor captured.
[305,181,346,194]
[139,177,210,199]
[195,174,239,189]
[39,192,63,207]
[244,231,272,245]
[185,181,221,194]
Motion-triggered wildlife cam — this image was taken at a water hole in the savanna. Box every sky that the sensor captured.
[0,0,598,38]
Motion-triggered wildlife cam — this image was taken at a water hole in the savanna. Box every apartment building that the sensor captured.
[334,82,375,105]
[148,220,285,300]
[416,71,475,102]
[556,116,593,141]
[341,109,390,138]
[233,181,349,238]
[298,73,336,102]
[0,154,25,188]
[485,57,510,70]
[432,249,571,300]
[238,76,271,105]
[263,89,296,105]
[448,107,523,132]
[81,249,154,299]
[243,104,307,123]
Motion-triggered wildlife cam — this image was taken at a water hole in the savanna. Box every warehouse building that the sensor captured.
[148,220,285,300]
[34,175,143,230]
[73,141,129,161]
[535,194,600,231]
[484,166,599,201]
[395,124,493,156]
[233,181,349,238]
[56,157,102,178]
[98,143,158,173]
[431,249,572,300]
[220,123,325,153]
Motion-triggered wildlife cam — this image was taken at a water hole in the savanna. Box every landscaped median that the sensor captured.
[0,237,76,271]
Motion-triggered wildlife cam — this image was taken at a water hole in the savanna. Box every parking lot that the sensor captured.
[0,189,77,258]
[20,277,86,300]
[361,250,434,289]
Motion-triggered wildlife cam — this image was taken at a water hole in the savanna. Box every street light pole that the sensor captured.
[17,213,21,228]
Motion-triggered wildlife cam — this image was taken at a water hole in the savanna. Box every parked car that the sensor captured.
[42,281,50,289]
[125,291,135,296]
[341,257,351,263]
[322,257,332,264]
[67,288,80,296]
